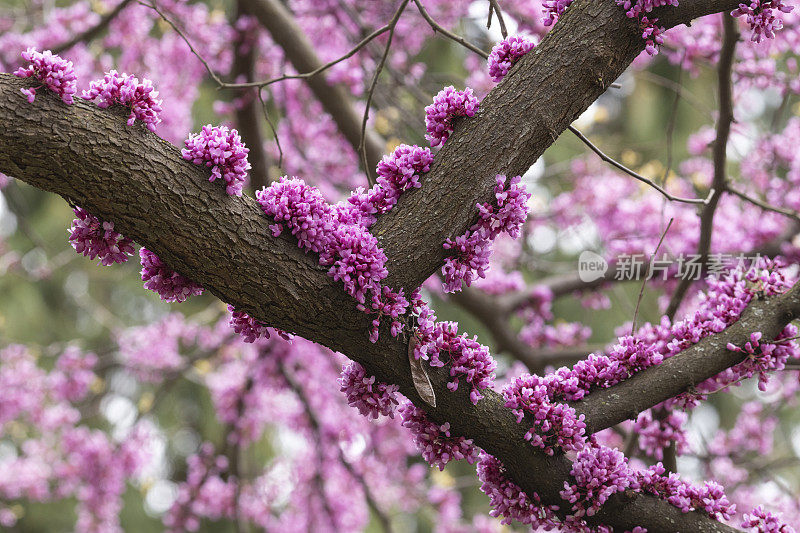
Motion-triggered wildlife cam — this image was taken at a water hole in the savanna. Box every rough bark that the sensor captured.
[372,0,741,294]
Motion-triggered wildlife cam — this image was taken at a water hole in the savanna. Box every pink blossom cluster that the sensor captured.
[50,346,98,402]
[182,125,251,196]
[343,143,433,227]
[0,344,151,532]
[666,261,798,405]
[635,463,736,521]
[502,372,587,454]
[375,143,433,195]
[116,313,217,382]
[411,290,497,404]
[726,331,795,391]
[227,305,291,342]
[424,86,479,147]
[548,157,788,264]
[708,402,777,459]
[139,247,204,303]
[732,0,795,42]
[480,444,736,528]
[82,70,163,131]
[256,177,408,342]
[615,0,680,55]
[499,336,663,456]
[560,444,634,517]
[61,426,151,532]
[164,443,236,531]
[633,410,689,460]
[475,452,559,528]
[68,207,135,265]
[442,175,530,293]
[741,505,796,532]
[13,48,77,104]
[338,361,400,419]
[542,0,574,27]
[487,36,536,82]
[488,260,797,522]
[398,401,479,470]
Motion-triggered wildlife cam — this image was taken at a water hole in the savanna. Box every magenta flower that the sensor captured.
[82,70,163,131]
[13,48,77,104]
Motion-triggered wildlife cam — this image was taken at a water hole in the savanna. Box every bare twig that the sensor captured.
[138,1,227,86]
[412,0,489,59]
[53,0,134,54]
[568,126,713,205]
[665,14,738,320]
[257,88,284,171]
[727,186,800,223]
[242,0,386,175]
[661,53,686,186]
[220,22,397,90]
[359,0,410,185]
[631,218,673,335]
[486,0,508,38]
[279,364,393,533]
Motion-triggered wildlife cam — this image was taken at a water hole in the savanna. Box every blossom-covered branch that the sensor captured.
[372,0,743,294]
[0,72,771,532]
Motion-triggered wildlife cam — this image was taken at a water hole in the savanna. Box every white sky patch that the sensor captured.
[467,1,519,42]
[101,393,138,439]
[558,220,601,255]
[574,102,600,130]
[686,403,720,450]
[64,270,89,298]
[790,424,800,457]
[0,193,16,237]
[529,225,556,254]
[145,480,178,516]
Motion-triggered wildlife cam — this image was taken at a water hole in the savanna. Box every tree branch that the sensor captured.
[240,0,386,174]
[574,281,800,434]
[449,287,600,373]
[371,0,741,296]
[230,0,272,190]
[0,1,755,527]
[664,14,738,320]
[51,0,134,54]
[1,72,748,532]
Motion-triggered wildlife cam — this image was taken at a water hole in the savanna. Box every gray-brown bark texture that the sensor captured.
[1,0,791,530]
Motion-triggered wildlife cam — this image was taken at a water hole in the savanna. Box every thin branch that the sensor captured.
[279,363,392,533]
[486,0,509,38]
[631,218,673,335]
[727,186,800,223]
[568,126,712,205]
[412,0,489,59]
[661,53,686,185]
[138,0,227,86]
[636,70,713,117]
[359,0,411,185]
[230,0,273,190]
[575,280,800,434]
[242,0,386,175]
[52,0,134,54]
[220,23,395,90]
[257,88,284,172]
[449,287,602,373]
[664,14,738,320]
